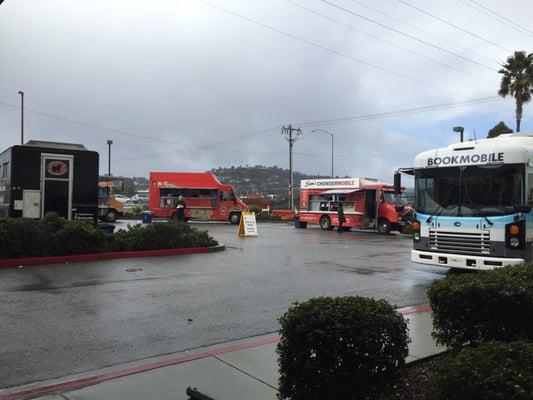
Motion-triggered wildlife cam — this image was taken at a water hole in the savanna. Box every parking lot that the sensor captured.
[0,222,446,389]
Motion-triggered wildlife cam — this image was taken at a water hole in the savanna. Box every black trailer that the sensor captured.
[0,141,99,221]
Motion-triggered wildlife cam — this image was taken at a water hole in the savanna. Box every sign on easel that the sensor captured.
[238,212,258,237]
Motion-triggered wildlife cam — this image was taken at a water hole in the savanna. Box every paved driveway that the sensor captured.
[0,222,446,388]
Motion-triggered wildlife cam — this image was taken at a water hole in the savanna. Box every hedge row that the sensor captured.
[428,263,533,348]
[0,213,218,259]
[276,263,533,399]
[428,263,533,400]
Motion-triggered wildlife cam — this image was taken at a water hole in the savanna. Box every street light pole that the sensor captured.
[107,140,113,176]
[311,129,334,178]
[453,126,464,143]
[18,90,24,145]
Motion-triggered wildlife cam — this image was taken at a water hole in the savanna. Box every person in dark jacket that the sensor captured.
[337,202,346,233]
[175,195,186,222]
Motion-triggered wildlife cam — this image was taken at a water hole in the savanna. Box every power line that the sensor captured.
[320,0,496,72]
[0,99,280,150]
[456,0,533,38]
[197,0,471,97]
[466,0,533,37]
[348,0,498,65]
[113,95,509,162]
[283,0,494,85]
[296,96,506,128]
[397,0,512,53]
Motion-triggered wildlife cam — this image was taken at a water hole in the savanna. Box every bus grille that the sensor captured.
[429,229,491,255]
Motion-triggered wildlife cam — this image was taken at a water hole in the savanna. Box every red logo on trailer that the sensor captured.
[47,161,68,176]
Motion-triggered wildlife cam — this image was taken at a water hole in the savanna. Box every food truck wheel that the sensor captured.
[229,213,240,225]
[319,215,333,230]
[106,209,118,223]
[377,219,391,235]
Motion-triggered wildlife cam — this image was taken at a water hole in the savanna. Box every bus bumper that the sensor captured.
[411,250,524,270]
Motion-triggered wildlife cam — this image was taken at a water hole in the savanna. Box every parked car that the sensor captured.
[131,193,149,203]
[113,194,132,203]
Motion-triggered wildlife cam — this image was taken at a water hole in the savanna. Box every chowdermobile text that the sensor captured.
[426,152,504,166]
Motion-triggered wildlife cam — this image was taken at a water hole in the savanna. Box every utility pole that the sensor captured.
[107,140,113,176]
[18,90,24,145]
[281,125,302,210]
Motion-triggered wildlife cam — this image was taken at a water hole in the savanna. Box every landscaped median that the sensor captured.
[276,263,533,400]
[0,213,223,267]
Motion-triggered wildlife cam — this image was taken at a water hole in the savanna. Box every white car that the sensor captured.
[114,194,132,203]
[132,193,149,203]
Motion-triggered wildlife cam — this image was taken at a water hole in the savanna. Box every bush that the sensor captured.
[434,341,533,400]
[0,217,219,259]
[0,218,51,258]
[428,263,533,348]
[54,220,107,255]
[109,222,218,251]
[277,296,409,400]
[41,212,67,233]
[248,205,261,214]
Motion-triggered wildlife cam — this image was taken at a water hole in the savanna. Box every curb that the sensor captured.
[0,244,225,268]
[0,305,432,400]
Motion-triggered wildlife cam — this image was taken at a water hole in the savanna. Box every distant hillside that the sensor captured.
[209,165,332,208]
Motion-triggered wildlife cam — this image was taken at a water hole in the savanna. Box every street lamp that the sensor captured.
[453,126,464,143]
[311,129,334,178]
[18,90,24,145]
[107,140,113,176]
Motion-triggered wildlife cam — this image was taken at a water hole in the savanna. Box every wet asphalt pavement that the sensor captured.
[0,222,447,388]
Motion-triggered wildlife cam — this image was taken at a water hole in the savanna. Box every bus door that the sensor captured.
[364,189,377,228]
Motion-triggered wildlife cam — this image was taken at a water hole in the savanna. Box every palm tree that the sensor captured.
[498,51,533,132]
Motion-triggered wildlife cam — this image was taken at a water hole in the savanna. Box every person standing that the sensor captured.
[337,202,345,233]
[176,195,186,222]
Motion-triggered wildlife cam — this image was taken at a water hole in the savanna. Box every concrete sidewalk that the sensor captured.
[0,305,443,400]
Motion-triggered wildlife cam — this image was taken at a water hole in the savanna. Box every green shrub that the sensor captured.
[110,222,218,251]
[0,217,219,259]
[54,220,107,255]
[41,212,67,233]
[248,205,261,214]
[0,218,51,258]
[434,341,533,400]
[428,263,533,348]
[277,296,409,400]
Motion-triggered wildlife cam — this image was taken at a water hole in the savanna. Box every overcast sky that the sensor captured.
[1,0,532,183]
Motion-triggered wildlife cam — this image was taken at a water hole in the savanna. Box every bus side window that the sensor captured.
[220,191,228,201]
[528,173,533,205]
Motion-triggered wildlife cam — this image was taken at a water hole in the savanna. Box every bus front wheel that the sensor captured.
[377,219,391,235]
[229,213,240,225]
[319,216,333,230]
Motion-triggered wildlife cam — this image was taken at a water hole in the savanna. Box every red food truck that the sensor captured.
[149,172,248,224]
[298,177,409,234]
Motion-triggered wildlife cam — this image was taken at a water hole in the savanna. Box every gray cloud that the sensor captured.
[1,0,531,182]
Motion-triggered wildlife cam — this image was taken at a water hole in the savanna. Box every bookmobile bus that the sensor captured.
[298,177,411,234]
[398,133,533,270]
[149,172,248,224]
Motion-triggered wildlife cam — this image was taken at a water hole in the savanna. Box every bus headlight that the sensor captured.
[413,231,420,241]
[506,220,525,250]
[509,237,520,248]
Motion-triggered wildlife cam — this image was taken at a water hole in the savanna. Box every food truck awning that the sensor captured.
[321,189,362,194]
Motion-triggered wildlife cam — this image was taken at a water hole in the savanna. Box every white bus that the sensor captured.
[400,133,533,270]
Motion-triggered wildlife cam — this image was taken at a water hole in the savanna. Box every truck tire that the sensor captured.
[106,209,118,223]
[319,215,333,230]
[229,213,240,225]
[377,218,391,235]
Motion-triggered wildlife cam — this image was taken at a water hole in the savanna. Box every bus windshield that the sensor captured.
[415,163,524,216]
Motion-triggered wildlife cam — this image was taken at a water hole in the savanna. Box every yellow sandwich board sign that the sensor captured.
[238,212,258,237]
